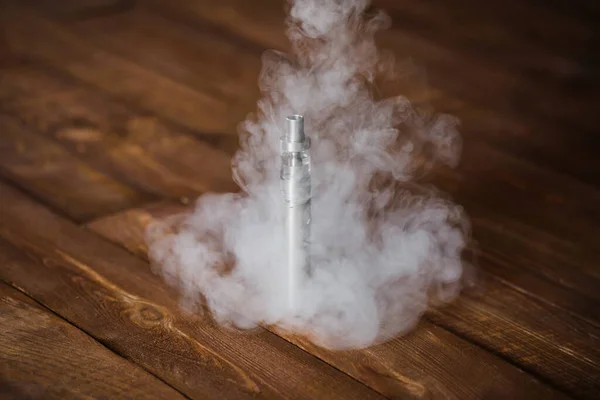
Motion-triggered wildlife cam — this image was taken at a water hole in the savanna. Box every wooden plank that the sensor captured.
[79,4,600,241]
[21,0,122,17]
[471,213,600,307]
[437,141,600,286]
[68,5,262,123]
[1,4,237,136]
[374,0,596,68]
[0,115,148,222]
[284,320,569,400]
[88,197,600,332]
[0,182,387,400]
[373,0,593,82]
[53,0,600,315]
[142,0,287,51]
[87,201,587,400]
[134,0,599,186]
[7,0,597,188]
[0,282,186,400]
[86,200,190,259]
[0,62,238,199]
[30,0,599,251]
[427,274,600,394]
[371,3,599,162]
[32,0,598,313]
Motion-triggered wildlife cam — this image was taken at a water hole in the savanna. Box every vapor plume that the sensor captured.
[147,0,469,349]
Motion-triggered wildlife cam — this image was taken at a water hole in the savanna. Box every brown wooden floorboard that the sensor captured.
[135,0,600,187]
[35,3,600,320]
[0,182,387,400]
[0,62,237,198]
[0,115,149,222]
[1,4,246,137]
[7,1,598,190]
[0,281,186,400]
[8,0,600,268]
[86,201,600,399]
[87,200,600,329]
[1,0,599,398]
[15,0,599,255]
[1,185,566,399]
[68,6,262,120]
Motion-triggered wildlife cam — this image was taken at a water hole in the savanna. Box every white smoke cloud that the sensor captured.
[146,0,469,349]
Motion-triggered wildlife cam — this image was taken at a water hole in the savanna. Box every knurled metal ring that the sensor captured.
[280,137,311,152]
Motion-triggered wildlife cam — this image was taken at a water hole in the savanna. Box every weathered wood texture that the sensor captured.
[1,3,249,139]
[0,281,186,400]
[6,0,599,285]
[15,0,600,258]
[0,61,237,200]
[50,0,600,336]
[0,115,149,221]
[135,0,600,186]
[87,202,589,399]
[0,182,386,400]
[0,0,599,398]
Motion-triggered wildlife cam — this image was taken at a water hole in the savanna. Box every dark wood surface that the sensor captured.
[1,0,599,398]
[0,281,186,400]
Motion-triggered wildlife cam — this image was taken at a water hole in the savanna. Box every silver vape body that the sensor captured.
[280,115,311,312]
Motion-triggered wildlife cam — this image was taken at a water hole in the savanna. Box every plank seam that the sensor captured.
[0,125,156,224]
[0,276,193,400]
[83,207,573,400]
[145,0,600,191]
[6,6,594,397]
[78,220,393,398]
[421,313,575,399]
[481,256,600,329]
[2,55,234,193]
[142,1,270,54]
[0,175,80,223]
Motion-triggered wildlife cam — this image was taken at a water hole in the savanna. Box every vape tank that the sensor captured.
[280,115,311,312]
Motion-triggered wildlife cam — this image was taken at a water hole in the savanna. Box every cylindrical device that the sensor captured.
[280,115,311,312]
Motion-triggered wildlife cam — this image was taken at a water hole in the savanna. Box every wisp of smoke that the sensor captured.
[147,0,469,349]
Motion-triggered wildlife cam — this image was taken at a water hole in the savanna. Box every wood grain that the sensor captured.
[1,4,242,137]
[89,200,600,332]
[436,141,600,298]
[0,115,148,222]
[136,0,599,186]
[427,273,600,399]
[0,0,598,398]
[0,182,386,400]
[0,282,186,400]
[25,0,598,267]
[374,0,588,77]
[8,0,598,190]
[19,0,124,18]
[87,200,190,259]
[33,3,598,394]
[471,214,600,310]
[29,0,599,253]
[0,62,238,199]
[86,202,577,400]
[69,5,262,124]
[374,0,598,131]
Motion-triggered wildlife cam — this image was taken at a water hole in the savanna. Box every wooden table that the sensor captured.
[0,0,598,398]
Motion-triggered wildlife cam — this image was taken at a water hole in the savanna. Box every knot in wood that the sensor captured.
[128,302,165,327]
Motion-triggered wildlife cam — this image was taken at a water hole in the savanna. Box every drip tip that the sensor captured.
[286,115,305,143]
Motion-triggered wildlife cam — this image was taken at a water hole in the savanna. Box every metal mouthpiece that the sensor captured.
[286,115,305,143]
[281,115,310,154]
